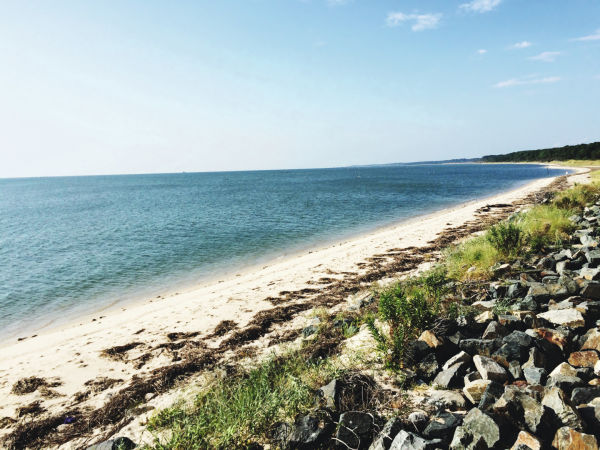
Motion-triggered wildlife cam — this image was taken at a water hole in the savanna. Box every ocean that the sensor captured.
[0,163,567,338]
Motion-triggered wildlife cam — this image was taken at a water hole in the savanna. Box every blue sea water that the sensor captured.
[0,164,567,339]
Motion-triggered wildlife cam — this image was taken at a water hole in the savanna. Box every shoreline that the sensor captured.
[0,164,577,344]
[0,165,589,445]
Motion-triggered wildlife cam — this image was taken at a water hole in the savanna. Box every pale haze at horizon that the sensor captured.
[1,0,599,178]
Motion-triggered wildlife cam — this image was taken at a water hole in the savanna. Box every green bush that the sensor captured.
[367,284,438,370]
[486,222,523,256]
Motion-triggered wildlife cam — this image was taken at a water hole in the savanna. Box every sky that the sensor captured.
[0,1,599,177]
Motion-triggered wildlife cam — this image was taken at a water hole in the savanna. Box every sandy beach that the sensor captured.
[0,165,589,446]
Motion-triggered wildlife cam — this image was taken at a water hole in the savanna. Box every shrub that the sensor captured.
[445,236,500,280]
[518,205,574,251]
[553,183,600,210]
[486,222,523,256]
[367,284,438,370]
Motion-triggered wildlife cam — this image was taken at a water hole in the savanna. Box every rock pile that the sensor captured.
[275,205,600,449]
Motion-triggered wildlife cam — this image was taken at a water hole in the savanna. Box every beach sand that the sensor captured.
[0,165,589,446]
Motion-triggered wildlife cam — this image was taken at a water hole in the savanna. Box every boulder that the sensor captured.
[571,386,600,406]
[582,282,600,300]
[288,413,334,449]
[537,309,585,329]
[317,379,339,410]
[459,339,501,357]
[407,411,429,433]
[568,350,600,368]
[492,342,529,367]
[581,329,600,352]
[417,353,439,381]
[546,376,585,394]
[510,431,542,450]
[463,379,492,404]
[534,327,569,350]
[449,408,501,450]
[474,355,509,383]
[493,386,559,435]
[542,387,583,430]
[552,427,598,450]
[524,367,547,385]
[368,418,402,450]
[389,431,441,450]
[509,360,523,380]
[426,390,467,410]
[482,321,508,340]
[335,411,374,450]
[550,362,579,378]
[422,411,461,444]
[442,351,472,371]
[477,381,505,412]
[432,362,466,389]
[522,347,545,370]
[419,330,442,349]
[86,437,136,450]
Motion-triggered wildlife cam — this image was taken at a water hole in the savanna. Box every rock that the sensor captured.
[432,362,466,389]
[463,379,492,404]
[426,390,467,410]
[407,411,429,433]
[510,431,542,450]
[571,386,600,406]
[272,422,293,448]
[477,381,505,412]
[493,342,529,367]
[552,427,598,450]
[522,347,545,370]
[482,321,508,340]
[568,350,600,368]
[546,376,585,393]
[449,408,500,450]
[585,250,600,266]
[581,329,600,351]
[335,411,374,450]
[442,351,472,371]
[537,309,586,328]
[498,314,526,330]
[474,355,509,383]
[317,379,339,410]
[389,431,441,450]
[422,411,461,443]
[582,282,600,300]
[528,282,569,302]
[534,327,569,350]
[542,387,583,430]
[347,292,375,310]
[580,268,600,281]
[475,311,494,323]
[288,413,334,449]
[459,339,500,357]
[86,437,136,450]
[405,340,432,362]
[503,330,534,347]
[417,353,439,381]
[472,300,497,311]
[419,330,442,349]
[551,362,579,378]
[524,367,547,385]
[509,360,523,380]
[368,418,402,450]
[493,386,559,435]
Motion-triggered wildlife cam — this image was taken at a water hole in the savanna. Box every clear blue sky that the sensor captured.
[1,0,599,177]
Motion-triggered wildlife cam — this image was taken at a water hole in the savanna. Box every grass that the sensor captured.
[146,351,343,449]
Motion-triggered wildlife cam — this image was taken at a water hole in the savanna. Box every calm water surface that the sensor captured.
[0,164,567,338]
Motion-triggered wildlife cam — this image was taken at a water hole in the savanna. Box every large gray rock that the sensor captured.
[571,386,600,405]
[389,431,442,450]
[432,362,466,389]
[493,386,559,435]
[442,351,471,371]
[422,412,461,444]
[368,418,402,450]
[478,381,505,412]
[449,408,501,450]
[524,367,547,385]
[474,355,509,383]
[537,309,585,328]
[426,390,467,410]
[335,412,374,450]
[86,437,136,450]
[542,387,583,430]
[317,379,339,410]
[288,413,334,449]
[582,282,600,300]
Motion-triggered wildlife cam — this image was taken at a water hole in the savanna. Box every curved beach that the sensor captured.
[0,166,589,446]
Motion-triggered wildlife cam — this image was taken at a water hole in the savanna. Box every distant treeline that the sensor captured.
[482,141,600,162]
